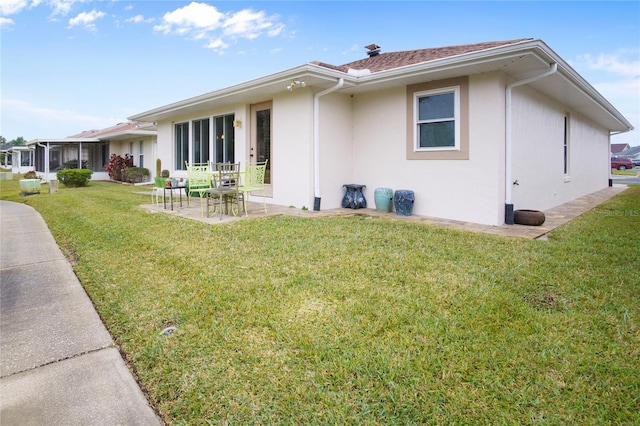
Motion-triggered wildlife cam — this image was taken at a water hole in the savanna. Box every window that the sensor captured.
[406,77,469,160]
[138,140,144,169]
[415,87,460,150]
[192,119,210,164]
[101,143,109,170]
[563,114,570,175]
[213,114,235,163]
[175,122,189,170]
[20,150,32,167]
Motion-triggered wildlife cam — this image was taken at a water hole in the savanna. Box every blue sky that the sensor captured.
[1,1,639,146]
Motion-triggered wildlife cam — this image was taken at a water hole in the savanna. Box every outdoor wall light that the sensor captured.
[286,80,306,91]
[233,119,241,128]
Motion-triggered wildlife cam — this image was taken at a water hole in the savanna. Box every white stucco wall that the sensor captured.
[510,85,610,211]
[317,92,354,210]
[147,70,614,225]
[349,73,508,226]
[270,91,315,209]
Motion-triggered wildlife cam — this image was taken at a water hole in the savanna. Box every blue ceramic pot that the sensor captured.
[374,188,393,212]
[393,190,414,216]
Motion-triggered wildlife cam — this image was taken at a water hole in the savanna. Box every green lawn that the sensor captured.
[612,168,638,176]
[1,178,639,424]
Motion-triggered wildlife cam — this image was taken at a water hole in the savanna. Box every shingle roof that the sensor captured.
[67,122,141,139]
[611,143,630,154]
[312,39,533,73]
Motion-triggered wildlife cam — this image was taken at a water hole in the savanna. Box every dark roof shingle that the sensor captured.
[67,122,141,139]
[313,39,533,73]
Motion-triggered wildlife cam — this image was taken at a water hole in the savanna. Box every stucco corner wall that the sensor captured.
[316,92,354,210]
[511,85,610,212]
[270,90,315,209]
[348,74,508,226]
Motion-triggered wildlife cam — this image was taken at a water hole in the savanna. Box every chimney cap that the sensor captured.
[365,44,381,57]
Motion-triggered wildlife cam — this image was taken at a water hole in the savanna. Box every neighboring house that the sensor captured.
[7,145,34,175]
[611,143,631,154]
[618,145,640,157]
[1,143,13,168]
[129,38,633,226]
[28,122,156,182]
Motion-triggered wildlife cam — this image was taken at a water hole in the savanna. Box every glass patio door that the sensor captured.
[250,101,272,196]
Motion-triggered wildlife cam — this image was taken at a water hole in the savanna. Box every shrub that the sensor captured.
[161,169,170,178]
[57,169,93,187]
[123,166,150,183]
[22,170,39,180]
[62,159,89,169]
[104,154,133,181]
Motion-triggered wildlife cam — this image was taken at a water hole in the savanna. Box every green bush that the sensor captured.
[123,166,150,183]
[57,169,92,187]
[62,159,89,169]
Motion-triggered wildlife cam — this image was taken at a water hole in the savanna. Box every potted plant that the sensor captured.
[156,169,170,188]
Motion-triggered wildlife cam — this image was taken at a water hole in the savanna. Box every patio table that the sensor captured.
[164,184,186,210]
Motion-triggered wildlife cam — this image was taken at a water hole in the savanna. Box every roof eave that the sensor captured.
[348,39,633,133]
[27,138,102,145]
[128,38,633,134]
[128,64,355,123]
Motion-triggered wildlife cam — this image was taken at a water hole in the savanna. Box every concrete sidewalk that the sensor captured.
[0,201,162,425]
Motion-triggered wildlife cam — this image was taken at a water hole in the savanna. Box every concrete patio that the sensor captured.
[140,185,630,240]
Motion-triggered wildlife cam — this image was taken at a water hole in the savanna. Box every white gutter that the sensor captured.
[313,78,344,210]
[505,62,557,224]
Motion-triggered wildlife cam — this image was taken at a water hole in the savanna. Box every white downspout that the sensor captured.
[505,62,557,224]
[36,141,50,182]
[313,77,344,210]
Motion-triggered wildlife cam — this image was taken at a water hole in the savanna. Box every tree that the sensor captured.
[0,136,27,147]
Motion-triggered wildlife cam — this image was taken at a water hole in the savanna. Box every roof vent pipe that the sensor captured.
[365,44,381,57]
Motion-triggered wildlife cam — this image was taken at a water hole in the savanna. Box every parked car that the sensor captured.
[611,157,634,170]
[632,158,640,167]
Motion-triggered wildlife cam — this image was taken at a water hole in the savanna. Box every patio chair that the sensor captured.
[207,162,242,220]
[151,176,167,206]
[238,160,268,216]
[185,163,212,217]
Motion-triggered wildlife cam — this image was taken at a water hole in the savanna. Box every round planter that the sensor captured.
[374,188,393,212]
[393,190,414,216]
[514,209,546,226]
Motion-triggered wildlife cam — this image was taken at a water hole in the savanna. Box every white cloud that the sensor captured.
[572,49,640,140]
[154,2,284,53]
[126,14,152,24]
[575,50,640,78]
[223,9,280,40]
[205,38,228,52]
[49,0,88,17]
[0,0,90,18]
[67,9,104,30]
[342,44,360,55]
[0,16,14,27]
[0,0,28,16]
[1,98,122,140]
[154,2,223,35]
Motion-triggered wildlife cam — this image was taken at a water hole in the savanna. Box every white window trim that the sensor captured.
[413,86,461,152]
